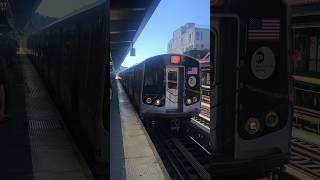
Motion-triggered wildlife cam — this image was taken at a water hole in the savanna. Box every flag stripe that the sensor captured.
[261,27,280,30]
[263,20,280,22]
[249,34,280,37]
[248,18,280,41]
[187,67,198,74]
[249,30,280,33]
[249,37,280,39]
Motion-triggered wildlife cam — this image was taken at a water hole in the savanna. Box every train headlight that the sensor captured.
[155,99,161,106]
[186,99,192,105]
[265,112,279,128]
[193,96,198,103]
[146,98,152,104]
[245,118,260,135]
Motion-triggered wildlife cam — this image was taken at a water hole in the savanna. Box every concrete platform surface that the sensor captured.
[0,55,95,180]
[116,80,169,180]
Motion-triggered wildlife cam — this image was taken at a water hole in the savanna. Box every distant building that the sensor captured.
[168,23,210,54]
[184,49,209,60]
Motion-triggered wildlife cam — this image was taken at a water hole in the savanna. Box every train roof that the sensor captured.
[29,0,106,37]
[118,53,198,74]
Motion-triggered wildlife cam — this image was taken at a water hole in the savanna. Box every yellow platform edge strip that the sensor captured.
[293,75,320,85]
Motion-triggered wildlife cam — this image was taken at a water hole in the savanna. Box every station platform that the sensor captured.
[110,80,169,180]
[0,55,93,179]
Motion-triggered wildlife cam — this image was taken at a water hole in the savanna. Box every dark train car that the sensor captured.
[119,54,201,121]
[290,1,320,134]
[211,0,291,176]
[27,1,108,178]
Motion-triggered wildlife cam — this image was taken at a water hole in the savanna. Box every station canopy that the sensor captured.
[110,0,161,70]
[0,0,41,31]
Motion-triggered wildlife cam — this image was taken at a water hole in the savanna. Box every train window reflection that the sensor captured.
[168,71,177,89]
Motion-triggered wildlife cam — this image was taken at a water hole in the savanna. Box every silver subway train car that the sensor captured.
[119,54,201,119]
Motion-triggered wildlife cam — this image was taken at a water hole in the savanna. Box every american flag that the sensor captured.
[248,18,280,41]
[187,67,198,75]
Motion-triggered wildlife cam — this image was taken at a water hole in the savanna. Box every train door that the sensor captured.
[166,67,180,111]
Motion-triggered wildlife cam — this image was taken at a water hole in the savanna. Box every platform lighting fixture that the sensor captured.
[130,46,136,56]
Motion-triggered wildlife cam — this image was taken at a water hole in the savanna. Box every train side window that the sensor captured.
[168,71,177,89]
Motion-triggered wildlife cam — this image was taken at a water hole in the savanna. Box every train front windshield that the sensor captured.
[143,59,165,93]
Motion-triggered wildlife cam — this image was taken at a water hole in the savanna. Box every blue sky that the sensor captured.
[121,0,210,67]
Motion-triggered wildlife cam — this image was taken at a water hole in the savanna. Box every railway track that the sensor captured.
[193,115,210,128]
[145,120,210,180]
[289,138,320,179]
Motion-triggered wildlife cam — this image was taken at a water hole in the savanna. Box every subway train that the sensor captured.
[27,1,108,178]
[119,54,201,122]
[211,0,291,176]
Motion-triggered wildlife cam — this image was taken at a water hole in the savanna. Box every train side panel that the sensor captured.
[27,2,108,177]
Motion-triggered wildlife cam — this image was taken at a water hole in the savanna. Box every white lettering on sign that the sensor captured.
[251,47,276,80]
